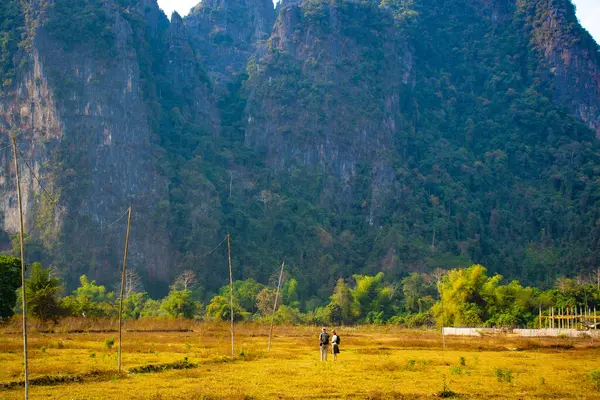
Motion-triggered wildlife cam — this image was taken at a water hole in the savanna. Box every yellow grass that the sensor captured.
[2,322,600,399]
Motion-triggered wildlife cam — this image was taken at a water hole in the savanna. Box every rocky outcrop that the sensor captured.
[184,0,276,83]
[165,12,219,132]
[526,0,600,137]
[244,0,412,217]
[1,0,172,286]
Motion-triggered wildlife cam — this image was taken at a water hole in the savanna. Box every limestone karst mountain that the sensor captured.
[0,0,599,297]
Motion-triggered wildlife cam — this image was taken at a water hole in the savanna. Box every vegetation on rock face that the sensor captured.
[0,0,24,89]
[242,0,600,296]
[45,0,115,53]
[0,0,600,306]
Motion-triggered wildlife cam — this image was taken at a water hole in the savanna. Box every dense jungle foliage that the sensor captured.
[1,0,599,307]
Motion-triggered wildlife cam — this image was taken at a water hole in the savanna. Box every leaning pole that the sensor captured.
[227,233,235,359]
[12,136,29,399]
[267,262,285,353]
[117,205,132,373]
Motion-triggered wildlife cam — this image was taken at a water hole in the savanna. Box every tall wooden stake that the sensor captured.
[267,262,285,353]
[438,279,445,350]
[117,205,132,373]
[227,233,235,359]
[12,136,28,399]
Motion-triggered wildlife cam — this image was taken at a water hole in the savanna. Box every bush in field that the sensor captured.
[205,295,246,321]
[140,299,165,318]
[273,305,303,324]
[61,275,115,317]
[590,369,600,391]
[160,290,200,319]
[405,312,433,328]
[26,262,64,322]
[121,291,148,319]
[494,368,514,383]
[105,337,115,350]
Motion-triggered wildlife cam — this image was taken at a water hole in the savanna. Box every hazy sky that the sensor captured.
[156,0,600,44]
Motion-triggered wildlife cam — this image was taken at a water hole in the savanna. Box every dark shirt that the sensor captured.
[319,332,330,346]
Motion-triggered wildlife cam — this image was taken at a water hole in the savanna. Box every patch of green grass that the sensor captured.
[104,337,115,350]
[494,368,514,383]
[589,369,600,391]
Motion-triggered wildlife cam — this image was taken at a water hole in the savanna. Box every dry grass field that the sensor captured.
[2,320,600,399]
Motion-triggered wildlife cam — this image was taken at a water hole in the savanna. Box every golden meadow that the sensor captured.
[2,320,600,399]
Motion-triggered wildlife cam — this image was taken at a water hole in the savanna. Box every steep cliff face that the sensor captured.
[184,0,276,83]
[164,12,218,130]
[1,0,600,297]
[0,0,218,291]
[241,0,600,287]
[525,0,600,137]
[244,0,413,226]
[246,0,411,172]
[0,0,172,284]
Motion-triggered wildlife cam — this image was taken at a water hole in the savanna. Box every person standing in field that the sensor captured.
[319,327,330,361]
[331,329,340,361]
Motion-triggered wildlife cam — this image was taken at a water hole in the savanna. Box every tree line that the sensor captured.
[1,254,599,327]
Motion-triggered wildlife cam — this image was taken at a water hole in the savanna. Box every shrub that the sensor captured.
[590,369,600,391]
[450,366,463,375]
[494,368,514,383]
[439,376,458,398]
[105,336,115,350]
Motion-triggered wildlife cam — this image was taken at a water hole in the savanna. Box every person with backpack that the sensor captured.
[319,327,330,361]
[331,329,340,360]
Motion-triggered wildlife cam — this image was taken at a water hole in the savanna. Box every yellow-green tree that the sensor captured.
[432,265,488,327]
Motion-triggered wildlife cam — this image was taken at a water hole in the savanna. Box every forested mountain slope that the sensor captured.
[0,0,599,301]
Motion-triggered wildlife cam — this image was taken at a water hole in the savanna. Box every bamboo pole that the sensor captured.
[267,262,285,353]
[440,281,445,350]
[585,307,591,328]
[117,205,132,373]
[570,307,573,329]
[227,233,235,359]
[560,308,563,329]
[12,136,28,400]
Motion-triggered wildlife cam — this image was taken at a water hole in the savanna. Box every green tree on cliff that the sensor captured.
[0,255,21,320]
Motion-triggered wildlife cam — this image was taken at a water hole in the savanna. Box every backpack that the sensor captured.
[334,335,340,345]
